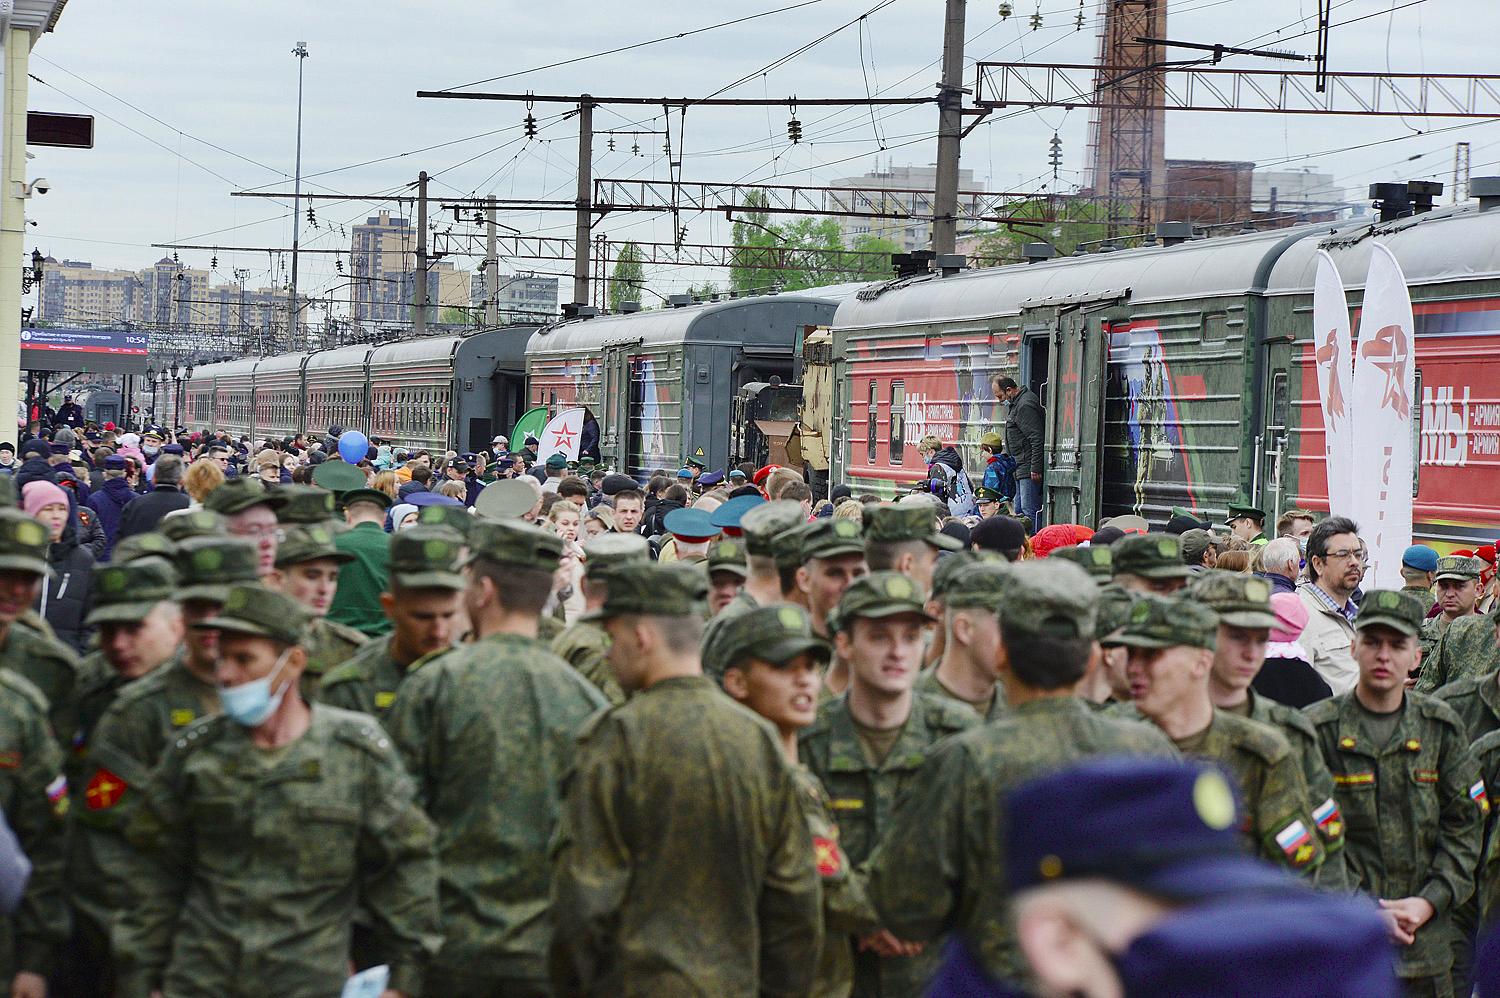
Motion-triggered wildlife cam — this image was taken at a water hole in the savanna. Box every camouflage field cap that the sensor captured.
[582,532,651,581]
[1095,582,1137,643]
[1353,589,1426,637]
[389,525,465,590]
[274,524,355,569]
[719,604,831,671]
[111,531,177,565]
[271,484,338,524]
[202,476,286,516]
[800,517,867,562]
[827,570,935,635]
[474,479,539,520]
[1113,593,1218,650]
[0,509,51,576]
[772,521,815,571]
[1112,533,1194,580]
[158,510,227,542]
[1184,570,1278,629]
[193,583,309,647]
[464,519,564,571]
[174,535,260,603]
[706,537,748,578]
[864,504,964,552]
[417,502,474,540]
[944,561,1012,612]
[994,559,1097,638]
[931,550,983,601]
[311,461,367,493]
[1050,543,1113,581]
[1434,555,1483,582]
[582,561,708,621]
[86,555,178,625]
[739,500,808,557]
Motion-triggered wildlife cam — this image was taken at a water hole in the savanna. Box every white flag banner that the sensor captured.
[1349,242,1416,590]
[536,407,586,463]
[1312,250,1355,517]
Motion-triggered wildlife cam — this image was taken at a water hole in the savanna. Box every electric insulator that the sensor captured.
[608,136,615,151]
[210,255,218,270]
[1030,11,1042,29]
[632,141,640,155]
[788,118,803,143]
[523,113,538,139]
[306,207,316,225]
[998,2,1012,16]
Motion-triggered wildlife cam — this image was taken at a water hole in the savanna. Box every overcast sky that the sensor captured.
[22,0,1496,312]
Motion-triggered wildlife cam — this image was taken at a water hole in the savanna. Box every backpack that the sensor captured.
[932,462,979,518]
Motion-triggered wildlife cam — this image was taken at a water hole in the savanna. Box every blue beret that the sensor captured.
[1007,756,1293,900]
[1401,544,1439,572]
[676,467,694,479]
[663,507,720,541]
[709,493,766,529]
[728,468,747,480]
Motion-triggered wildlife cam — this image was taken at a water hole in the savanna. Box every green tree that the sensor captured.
[438,307,475,327]
[968,197,1110,263]
[729,189,903,292]
[608,242,647,311]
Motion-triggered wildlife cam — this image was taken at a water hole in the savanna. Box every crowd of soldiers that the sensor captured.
[0,437,1495,997]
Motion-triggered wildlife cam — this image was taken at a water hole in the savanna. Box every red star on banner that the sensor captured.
[552,424,578,451]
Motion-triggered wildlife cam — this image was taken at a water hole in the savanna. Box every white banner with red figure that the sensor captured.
[1350,243,1416,590]
[1313,250,1356,518]
[536,408,586,464]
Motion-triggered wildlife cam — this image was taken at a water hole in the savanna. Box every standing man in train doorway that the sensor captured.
[995,376,1044,530]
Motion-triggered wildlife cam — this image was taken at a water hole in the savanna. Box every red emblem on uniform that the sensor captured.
[85,768,126,810]
[813,836,841,877]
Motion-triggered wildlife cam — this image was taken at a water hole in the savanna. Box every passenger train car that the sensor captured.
[184,326,536,456]
[824,194,1500,550]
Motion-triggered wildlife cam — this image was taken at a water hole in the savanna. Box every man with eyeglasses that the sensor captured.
[1298,516,1366,695]
[202,477,287,579]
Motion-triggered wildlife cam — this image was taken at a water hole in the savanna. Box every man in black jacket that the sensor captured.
[115,455,190,541]
[995,375,1045,529]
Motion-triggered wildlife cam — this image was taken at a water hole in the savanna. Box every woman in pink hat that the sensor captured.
[1251,592,1333,708]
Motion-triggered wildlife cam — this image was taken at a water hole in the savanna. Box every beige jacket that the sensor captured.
[1297,582,1358,694]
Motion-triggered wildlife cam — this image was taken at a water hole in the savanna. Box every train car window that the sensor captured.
[868,381,878,466]
[889,381,905,465]
[1412,367,1422,498]
[1271,373,1289,429]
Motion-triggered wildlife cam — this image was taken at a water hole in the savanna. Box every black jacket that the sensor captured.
[12,456,56,495]
[87,477,138,556]
[38,525,94,654]
[1003,386,1045,477]
[115,485,191,541]
[642,498,683,538]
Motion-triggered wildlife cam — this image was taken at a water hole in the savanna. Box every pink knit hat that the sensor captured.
[1269,592,1310,644]
[21,480,68,517]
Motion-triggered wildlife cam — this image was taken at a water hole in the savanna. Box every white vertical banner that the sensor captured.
[1312,250,1355,517]
[1349,243,1416,590]
[536,407,585,463]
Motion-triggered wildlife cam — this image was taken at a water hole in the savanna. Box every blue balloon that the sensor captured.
[337,430,370,464]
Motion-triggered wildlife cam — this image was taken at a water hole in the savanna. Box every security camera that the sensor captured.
[31,179,49,195]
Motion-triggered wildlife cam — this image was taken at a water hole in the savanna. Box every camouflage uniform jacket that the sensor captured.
[1470,728,1500,922]
[866,696,1177,986]
[0,622,79,742]
[550,675,821,998]
[1434,672,1500,743]
[317,635,450,721]
[1417,611,1497,693]
[1419,613,1460,673]
[68,655,213,934]
[793,764,879,998]
[700,589,760,680]
[1241,689,1349,887]
[111,705,442,998]
[798,690,979,998]
[0,670,68,980]
[913,666,1009,723]
[299,616,369,701]
[550,619,625,705]
[385,631,608,991]
[1305,691,1483,979]
[1403,584,1438,620]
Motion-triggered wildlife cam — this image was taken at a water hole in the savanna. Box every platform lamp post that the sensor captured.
[145,364,157,427]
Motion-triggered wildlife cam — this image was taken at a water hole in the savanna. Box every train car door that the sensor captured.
[600,344,629,472]
[1040,309,1103,526]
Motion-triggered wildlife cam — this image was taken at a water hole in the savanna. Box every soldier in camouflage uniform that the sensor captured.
[700,500,806,681]
[107,531,176,566]
[1417,598,1499,694]
[1306,590,1484,998]
[111,583,441,998]
[1471,727,1500,922]
[385,519,608,998]
[918,550,981,670]
[1400,544,1440,619]
[318,525,466,720]
[155,509,226,544]
[719,602,879,998]
[416,502,474,542]
[268,524,368,699]
[1111,532,1194,595]
[1115,592,1328,878]
[914,561,1010,722]
[271,483,345,534]
[1419,556,1484,673]
[0,509,80,742]
[800,571,977,997]
[862,504,962,598]
[1078,581,1136,709]
[548,532,650,707]
[1434,664,1500,744]
[1185,570,1348,886]
[550,562,821,998]
[867,559,1176,988]
[705,536,748,617]
[1049,542,1112,581]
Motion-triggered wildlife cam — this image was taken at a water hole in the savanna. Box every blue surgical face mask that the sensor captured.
[218,646,293,727]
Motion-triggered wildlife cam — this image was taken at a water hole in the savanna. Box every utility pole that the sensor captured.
[289,40,309,350]
[1454,142,1471,203]
[573,96,594,307]
[484,195,499,327]
[932,0,967,257]
[414,170,429,337]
